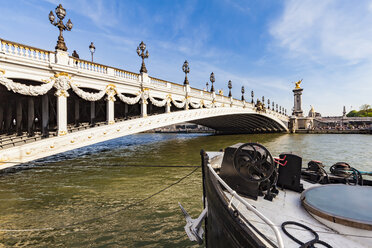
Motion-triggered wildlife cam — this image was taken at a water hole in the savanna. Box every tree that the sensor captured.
[360,104,371,117]
[346,110,358,117]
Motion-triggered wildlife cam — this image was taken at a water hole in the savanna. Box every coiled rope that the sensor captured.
[281,221,333,248]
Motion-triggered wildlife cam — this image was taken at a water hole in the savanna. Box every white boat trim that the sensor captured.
[207,163,285,248]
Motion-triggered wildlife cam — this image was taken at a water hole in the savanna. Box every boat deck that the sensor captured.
[208,152,372,248]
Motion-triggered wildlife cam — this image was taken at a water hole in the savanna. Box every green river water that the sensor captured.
[0,133,371,247]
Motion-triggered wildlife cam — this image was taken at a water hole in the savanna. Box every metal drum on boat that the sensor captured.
[301,184,372,230]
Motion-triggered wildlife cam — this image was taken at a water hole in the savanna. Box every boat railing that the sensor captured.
[207,163,284,248]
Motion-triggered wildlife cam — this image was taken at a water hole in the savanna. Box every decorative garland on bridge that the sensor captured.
[0,74,54,96]
[148,94,169,107]
[116,91,142,105]
[189,100,202,109]
[171,97,186,108]
[70,83,106,101]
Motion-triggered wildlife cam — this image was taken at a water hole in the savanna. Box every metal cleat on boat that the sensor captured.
[178,202,207,245]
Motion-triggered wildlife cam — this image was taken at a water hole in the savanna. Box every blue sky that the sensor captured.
[1,0,371,116]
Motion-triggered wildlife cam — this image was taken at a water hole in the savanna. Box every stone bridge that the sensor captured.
[0,38,289,169]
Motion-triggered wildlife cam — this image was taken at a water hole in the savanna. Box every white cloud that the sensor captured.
[270,0,372,64]
[268,0,372,115]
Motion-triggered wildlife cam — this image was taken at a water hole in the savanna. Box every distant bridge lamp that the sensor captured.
[276,104,278,112]
[262,96,265,107]
[182,60,190,85]
[272,101,275,110]
[49,4,73,51]
[137,41,149,73]
[241,86,245,101]
[228,80,232,97]
[89,42,96,62]
[268,99,270,109]
[206,82,209,91]
[210,72,215,92]
[251,90,254,103]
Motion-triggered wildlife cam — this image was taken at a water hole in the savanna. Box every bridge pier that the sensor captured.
[90,102,95,126]
[5,100,13,134]
[74,98,80,127]
[27,97,35,136]
[124,103,128,118]
[165,102,171,113]
[106,98,115,124]
[0,102,3,133]
[16,99,22,136]
[57,94,68,136]
[141,99,147,117]
[41,94,49,137]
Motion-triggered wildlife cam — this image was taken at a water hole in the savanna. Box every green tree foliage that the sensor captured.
[347,104,372,117]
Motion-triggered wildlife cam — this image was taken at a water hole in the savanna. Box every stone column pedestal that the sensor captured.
[57,95,67,136]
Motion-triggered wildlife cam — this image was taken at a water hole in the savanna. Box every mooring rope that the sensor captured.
[0,166,200,232]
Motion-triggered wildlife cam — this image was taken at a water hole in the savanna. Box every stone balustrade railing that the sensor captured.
[0,39,51,63]
[150,77,170,88]
[73,58,108,74]
[115,69,139,81]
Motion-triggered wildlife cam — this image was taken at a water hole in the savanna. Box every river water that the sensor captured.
[0,133,371,247]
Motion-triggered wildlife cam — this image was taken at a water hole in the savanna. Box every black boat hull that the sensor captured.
[201,152,271,248]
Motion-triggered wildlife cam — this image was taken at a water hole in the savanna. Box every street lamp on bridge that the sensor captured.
[251,90,254,103]
[276,104,278,112]
[49,4,73,51]
[206,82,209,91]
[268,99,270,109]
[228,80,232,97]
[262,96,265,107]
[210,72,215,92]
[182,60,190,85]
[89,42,96,62]
[241,86,245,101]
[137,41,149,73]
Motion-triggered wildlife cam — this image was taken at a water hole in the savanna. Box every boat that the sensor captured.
[179,142,372,247]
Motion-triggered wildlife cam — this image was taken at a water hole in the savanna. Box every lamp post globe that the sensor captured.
[210,72,215,92]
[228,80,232,97]
[182,60,190,85]
[49,4,73,51]
[89,42,96,62]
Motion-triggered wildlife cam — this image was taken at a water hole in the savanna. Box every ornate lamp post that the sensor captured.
[279,106,282,113]
[210,72,215,92]
[228,80,232,97]
[268,99,270,109]
[272,101,274,110]
[276,104,278,112]
[182,60,190,85]
[137,41,149,73]
[89,42,95,62]
[251,90,254,103]
[241,86,245,101]
[206,82,209,91]
[262,96,265,107]
[49,4,73,51]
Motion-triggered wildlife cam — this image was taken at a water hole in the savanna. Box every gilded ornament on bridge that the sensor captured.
[295,79,302,89]
[54,72,70,78]
[0,69,5,74]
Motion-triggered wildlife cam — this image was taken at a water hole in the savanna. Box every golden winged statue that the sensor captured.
[295,79,302,89]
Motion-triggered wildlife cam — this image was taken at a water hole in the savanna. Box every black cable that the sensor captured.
[281,221,333,248]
